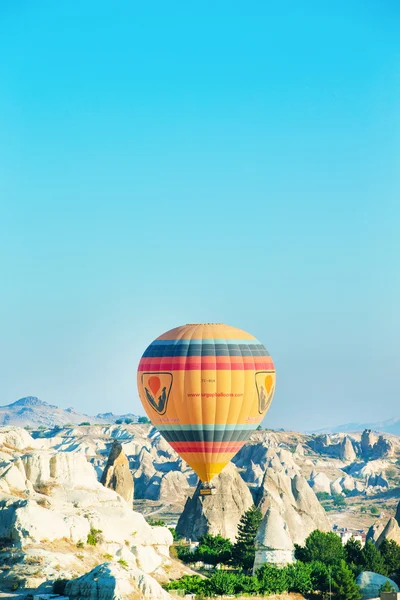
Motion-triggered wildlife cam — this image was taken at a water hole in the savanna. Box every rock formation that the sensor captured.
[376,517,400,548]
[253,506,294,569]
[65,562,172,600]
[176,462,253,541]
[356,571,399,599]
[101,440,134,504]
[339,436,357,462]
[254,466,330,569]
[308,471,331,495]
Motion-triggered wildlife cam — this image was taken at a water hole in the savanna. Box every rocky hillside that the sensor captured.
[1,421,400,596]
[0,397,140,428]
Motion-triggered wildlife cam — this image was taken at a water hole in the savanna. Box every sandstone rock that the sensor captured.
[65,562,172,600]
[374,435,394,459]
[366,521,385,544]
[330,478,343,495]
[255,468,331,568]
[340,474,356,491]
[0,426,38,450]
[376,517,400,548]
[133,448,157,498]
[294,443,305,456]
[101,440,134,504]
[0,462,26,492]
[0,498,70,545]
[308,471,331,495]
[176,462,253,541]
[253,506,294,570]
[356,571,398,599]
[361,430,377,458]
[158,470,189,505]
[366,472,388,489]
[339,436,357,462]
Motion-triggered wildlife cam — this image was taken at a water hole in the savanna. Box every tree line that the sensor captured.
[167,505,400,599]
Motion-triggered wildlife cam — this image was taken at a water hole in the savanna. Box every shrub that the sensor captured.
[53,579,68,594]
[79,421,91,426]
[256,563,288,595]
[332,494,346,507]
[164,575,205,595]
[118,558,128,568]
[370,506,379,515]
[76,540,84,548]
[87,527,102,546]
[316,491,331,502]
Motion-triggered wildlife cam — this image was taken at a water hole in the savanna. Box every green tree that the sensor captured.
[344,537,363,572]
[138,416,150,423]
[234,574,259,594]
[196,533,232,565]
[294,530,345,566]
[380,579,396,593]
[256,563,288,595]
[310,561,330,594]
[380,539,400,575]
[286,561,314,595]
[164,575,205,595]
[316,491,331,502]
[79,421,90,426]
[370,506,379,515]
[231,505,262,571]
[333,494,346,507]
[360,541,388,576]
[124,418,134,424]
[205,571,237,596]
[331,560,362,600]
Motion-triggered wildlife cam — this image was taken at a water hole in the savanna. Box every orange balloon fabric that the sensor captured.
[137,323,275,483]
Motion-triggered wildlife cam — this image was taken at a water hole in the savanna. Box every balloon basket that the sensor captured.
[199,485,217,496]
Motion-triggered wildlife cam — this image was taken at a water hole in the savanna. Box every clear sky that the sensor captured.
[0,1,399,431]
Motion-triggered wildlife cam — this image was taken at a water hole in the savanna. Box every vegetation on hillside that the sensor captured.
[168,525,400,599]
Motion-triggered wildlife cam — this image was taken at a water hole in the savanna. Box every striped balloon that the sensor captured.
[137,323,275,483]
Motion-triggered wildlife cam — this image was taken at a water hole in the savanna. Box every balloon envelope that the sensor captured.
[137,323,275,483]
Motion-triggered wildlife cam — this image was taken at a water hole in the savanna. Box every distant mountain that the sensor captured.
[0,397,141,428]
[314,416,400,436]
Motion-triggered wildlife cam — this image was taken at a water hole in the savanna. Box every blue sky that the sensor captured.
[0,1,399,430]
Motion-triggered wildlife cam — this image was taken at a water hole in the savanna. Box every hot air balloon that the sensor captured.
[137,323,275,495]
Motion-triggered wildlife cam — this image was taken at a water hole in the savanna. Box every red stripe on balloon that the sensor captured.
[138,357,274,371]
[169,441,243,453]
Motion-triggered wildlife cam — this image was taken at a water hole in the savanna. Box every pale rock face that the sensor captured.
[0,427,38,450]
[376,517,400,548]
[50,452,99,487]
[0,462,26,491]
[158,470,189,504]
[65,562,172,600]
[133,448,157,498]
[253,506,294,571]
[308,471,331,495]
[340,474,356,491]
[254,468,330,569]
[176,462,254,542]
[339,436,357,462]
[21,452,52,487]
[0,498,70,544]
[330,478,343,495]
[100,440,134,504]
[356,571,399,599]
[294,443,305,456]
[21,450,98,490]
